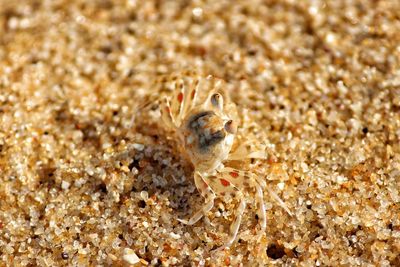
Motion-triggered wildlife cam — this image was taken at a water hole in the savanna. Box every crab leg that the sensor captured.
[218,196,246,251]
[170,79,185,126]
[228,139,267,160]
[203,173,245,250]
[266,186,292,216]
[214,168,267,240]
[181,76,199,118]
[254,181,267,238]
[160,98,177,131]
[178,172,215,225]
[205,168,267,249]
[253,172,292,216]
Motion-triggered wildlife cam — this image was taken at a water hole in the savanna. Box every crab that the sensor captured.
[143,71,291,250]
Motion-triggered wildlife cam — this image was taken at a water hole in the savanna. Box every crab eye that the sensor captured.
[211,93,222,109]
[224,120,237,134]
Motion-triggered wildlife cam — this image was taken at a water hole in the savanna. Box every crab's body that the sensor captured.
[149,71,291,250]
[179,109,234,172]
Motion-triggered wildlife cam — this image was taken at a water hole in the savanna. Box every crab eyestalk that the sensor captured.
[211,93,224,111]
[224,120,237,134]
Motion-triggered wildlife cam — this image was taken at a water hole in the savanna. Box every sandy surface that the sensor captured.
[0,0,400,266]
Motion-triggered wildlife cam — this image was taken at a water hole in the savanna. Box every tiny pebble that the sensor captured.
[122,248,140,265]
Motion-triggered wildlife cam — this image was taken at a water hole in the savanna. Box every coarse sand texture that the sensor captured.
[0,1,399,266]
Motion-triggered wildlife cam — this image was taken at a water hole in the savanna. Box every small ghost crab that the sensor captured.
[150,72,291,250]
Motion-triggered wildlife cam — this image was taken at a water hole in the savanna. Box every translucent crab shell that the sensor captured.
[159,74,239,172]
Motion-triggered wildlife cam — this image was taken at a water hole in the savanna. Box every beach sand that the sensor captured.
[0,0,399,266]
